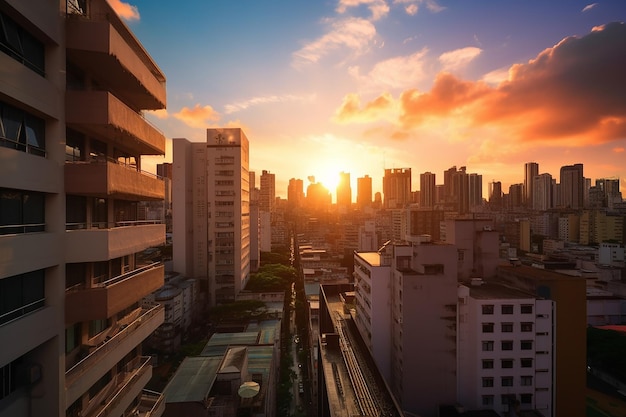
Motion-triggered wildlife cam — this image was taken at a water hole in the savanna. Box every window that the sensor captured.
[482,304,494,315]
[0,11,45,75]
[501,394,516,406]
[482,359,494,369]
[521,340,533,350]
[501,359,514,368]
[501,304,513,314]
[521,322,533,332]
[501,340,513,351]
[482,341,494,351]
[0,269,45,325]
[0,188,45,234]
[88,319,108,338]
[482,323,494,333]
[0,101,46,156]
[501,376,513,387]
[521,358,533,368]
[520,394,533,404]
[521,304,533,314]
[501,322,513,332]
[521,376,533,386]
[1,355,25,400]
[482,377,494,387]
[482,395,494,406]
[65,323,81,354]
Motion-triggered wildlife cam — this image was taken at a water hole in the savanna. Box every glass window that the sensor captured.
[521,322,533,332]
[482,323,494,333]
[501,322,513,332]
[482,341,494,351]
[521,358,533,368]
[521,376,533,386]
[501,376,513,387]
[0,11,45,75]
[501,340,513,351]
[65,323,81,353]
[521,340,533,350]
[521,304,533,314]
[482,377,494,387]
[482,359,494,369]
[0,101,46,155]
[0,269,45,325]
[88,319,108,338]
[482,304,494,315]
[520,394,533,404]
[501,304,514,314]
[482,395,494,406]
[501,359,514,368]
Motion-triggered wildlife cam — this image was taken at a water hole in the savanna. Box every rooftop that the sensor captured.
[467,281,540,300]
[355,251,382,267]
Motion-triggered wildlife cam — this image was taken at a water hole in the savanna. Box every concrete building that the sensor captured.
[356,175,372,209]
[420,171,436,209]
[533,173,553,211]
[559,163,584,209]
[259,170,275,214]
[524,162,539,208]
[287,178,304,213]
[457,281,554,416]
[1,1,167,416]
[336,171,352,211]
[172,128,251,307]
[383,168,411,209]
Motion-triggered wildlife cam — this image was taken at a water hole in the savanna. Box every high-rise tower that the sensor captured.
[356,175,373,209]
[559,163,584,209]
[336,171,352,210]
[173,128,250,307]
[383,168,412,209]
[420,172,436,209]
[524,162,539,207]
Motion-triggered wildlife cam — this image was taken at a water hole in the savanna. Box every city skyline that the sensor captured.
[112,0,626,197]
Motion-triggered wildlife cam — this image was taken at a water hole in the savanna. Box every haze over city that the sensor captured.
[109,0,626,198]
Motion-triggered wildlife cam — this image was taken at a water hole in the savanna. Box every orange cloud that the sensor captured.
[107,0,140,21]
[333,92,395,123]
[613,147,625,153]
[173,104,220,129]
[339,22,626,150]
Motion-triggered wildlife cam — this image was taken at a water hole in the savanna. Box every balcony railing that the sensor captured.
[66,304,162,384]
[0,298,45,327]
[138,389,165,417]
[0,223,45,235]
[66,219,162,231]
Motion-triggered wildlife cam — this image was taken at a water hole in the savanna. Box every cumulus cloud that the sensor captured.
[349,48,429,90]
[146,109,168,119]
[107,0,140,21]
[337,0,390,20]
[292,17,377,68]
[224,94,316,114]
[438,46,482,72]
[582,3,598,12]
[173,104,220,129]
[333,92,397,123]
[393,0,445,14]
[336,22,626,151]
[614,147,625,153]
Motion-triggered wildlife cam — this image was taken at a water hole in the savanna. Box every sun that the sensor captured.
[315,170,341,191]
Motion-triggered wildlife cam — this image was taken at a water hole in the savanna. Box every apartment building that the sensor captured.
[172,128,251,307]
[457,281,554,416]
[1,0,167,416]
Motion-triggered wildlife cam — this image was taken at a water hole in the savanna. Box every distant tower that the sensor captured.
[287,178,304,211]
[533,173,553,211]
[559,163,584,209]
[420,172,436,208]
[524,162,539,207]
[488,181,502,207]
[336,171,352,210]
[509,183,524,209]
[468,173,483,211]
[357,175,373,209]
[383,168,412,209]
[260,170,275,213]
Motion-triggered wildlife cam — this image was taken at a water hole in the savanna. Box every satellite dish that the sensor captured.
[238,381,260,398]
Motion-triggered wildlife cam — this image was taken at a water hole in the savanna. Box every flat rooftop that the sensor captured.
[467,282,539,300]
[355,251,381,266]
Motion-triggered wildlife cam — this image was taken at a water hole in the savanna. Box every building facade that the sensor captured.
[1,1,167,416]
[172,129,251,307]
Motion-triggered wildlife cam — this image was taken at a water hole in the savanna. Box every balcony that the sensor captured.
[82,356,153,417]
[65,306,164,405]
[137,390,165,417]
[65,0,166,110]
[65,222,165,262]
[65,159,164,200]
[66,91,165,155]
[66,263,164,322]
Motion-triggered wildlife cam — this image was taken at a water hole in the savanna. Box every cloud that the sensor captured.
[333,92,397,123]
[173,104,221,129]
[335,22,626,156]
[393,0,445,14]
[349,48,429,90]
[438,47,482,72]
[224,94,316,114]
[107,0,140,21]
[146,109,168,119]
[582,3,598,12]
[614,147,625,153]
[292,17,377,68]
[336,0,390,20]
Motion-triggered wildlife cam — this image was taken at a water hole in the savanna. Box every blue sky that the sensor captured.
[111,0,626,198]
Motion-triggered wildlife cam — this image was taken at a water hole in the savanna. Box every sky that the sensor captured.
[110,0,626,200]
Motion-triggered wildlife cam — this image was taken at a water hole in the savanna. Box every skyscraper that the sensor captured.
[524,162,539,207]
[173,128,250,306]
[259,170,275,214]
[356,175,373,209]
[533,173,553,211]
[468,173,483,211]
[488,181,503,207]
[420,172,436,208]
[287,178,304,212]
[336,171,352,210]
[383,168,412,209]
[1,1,168,415]
[559,163,584,209]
